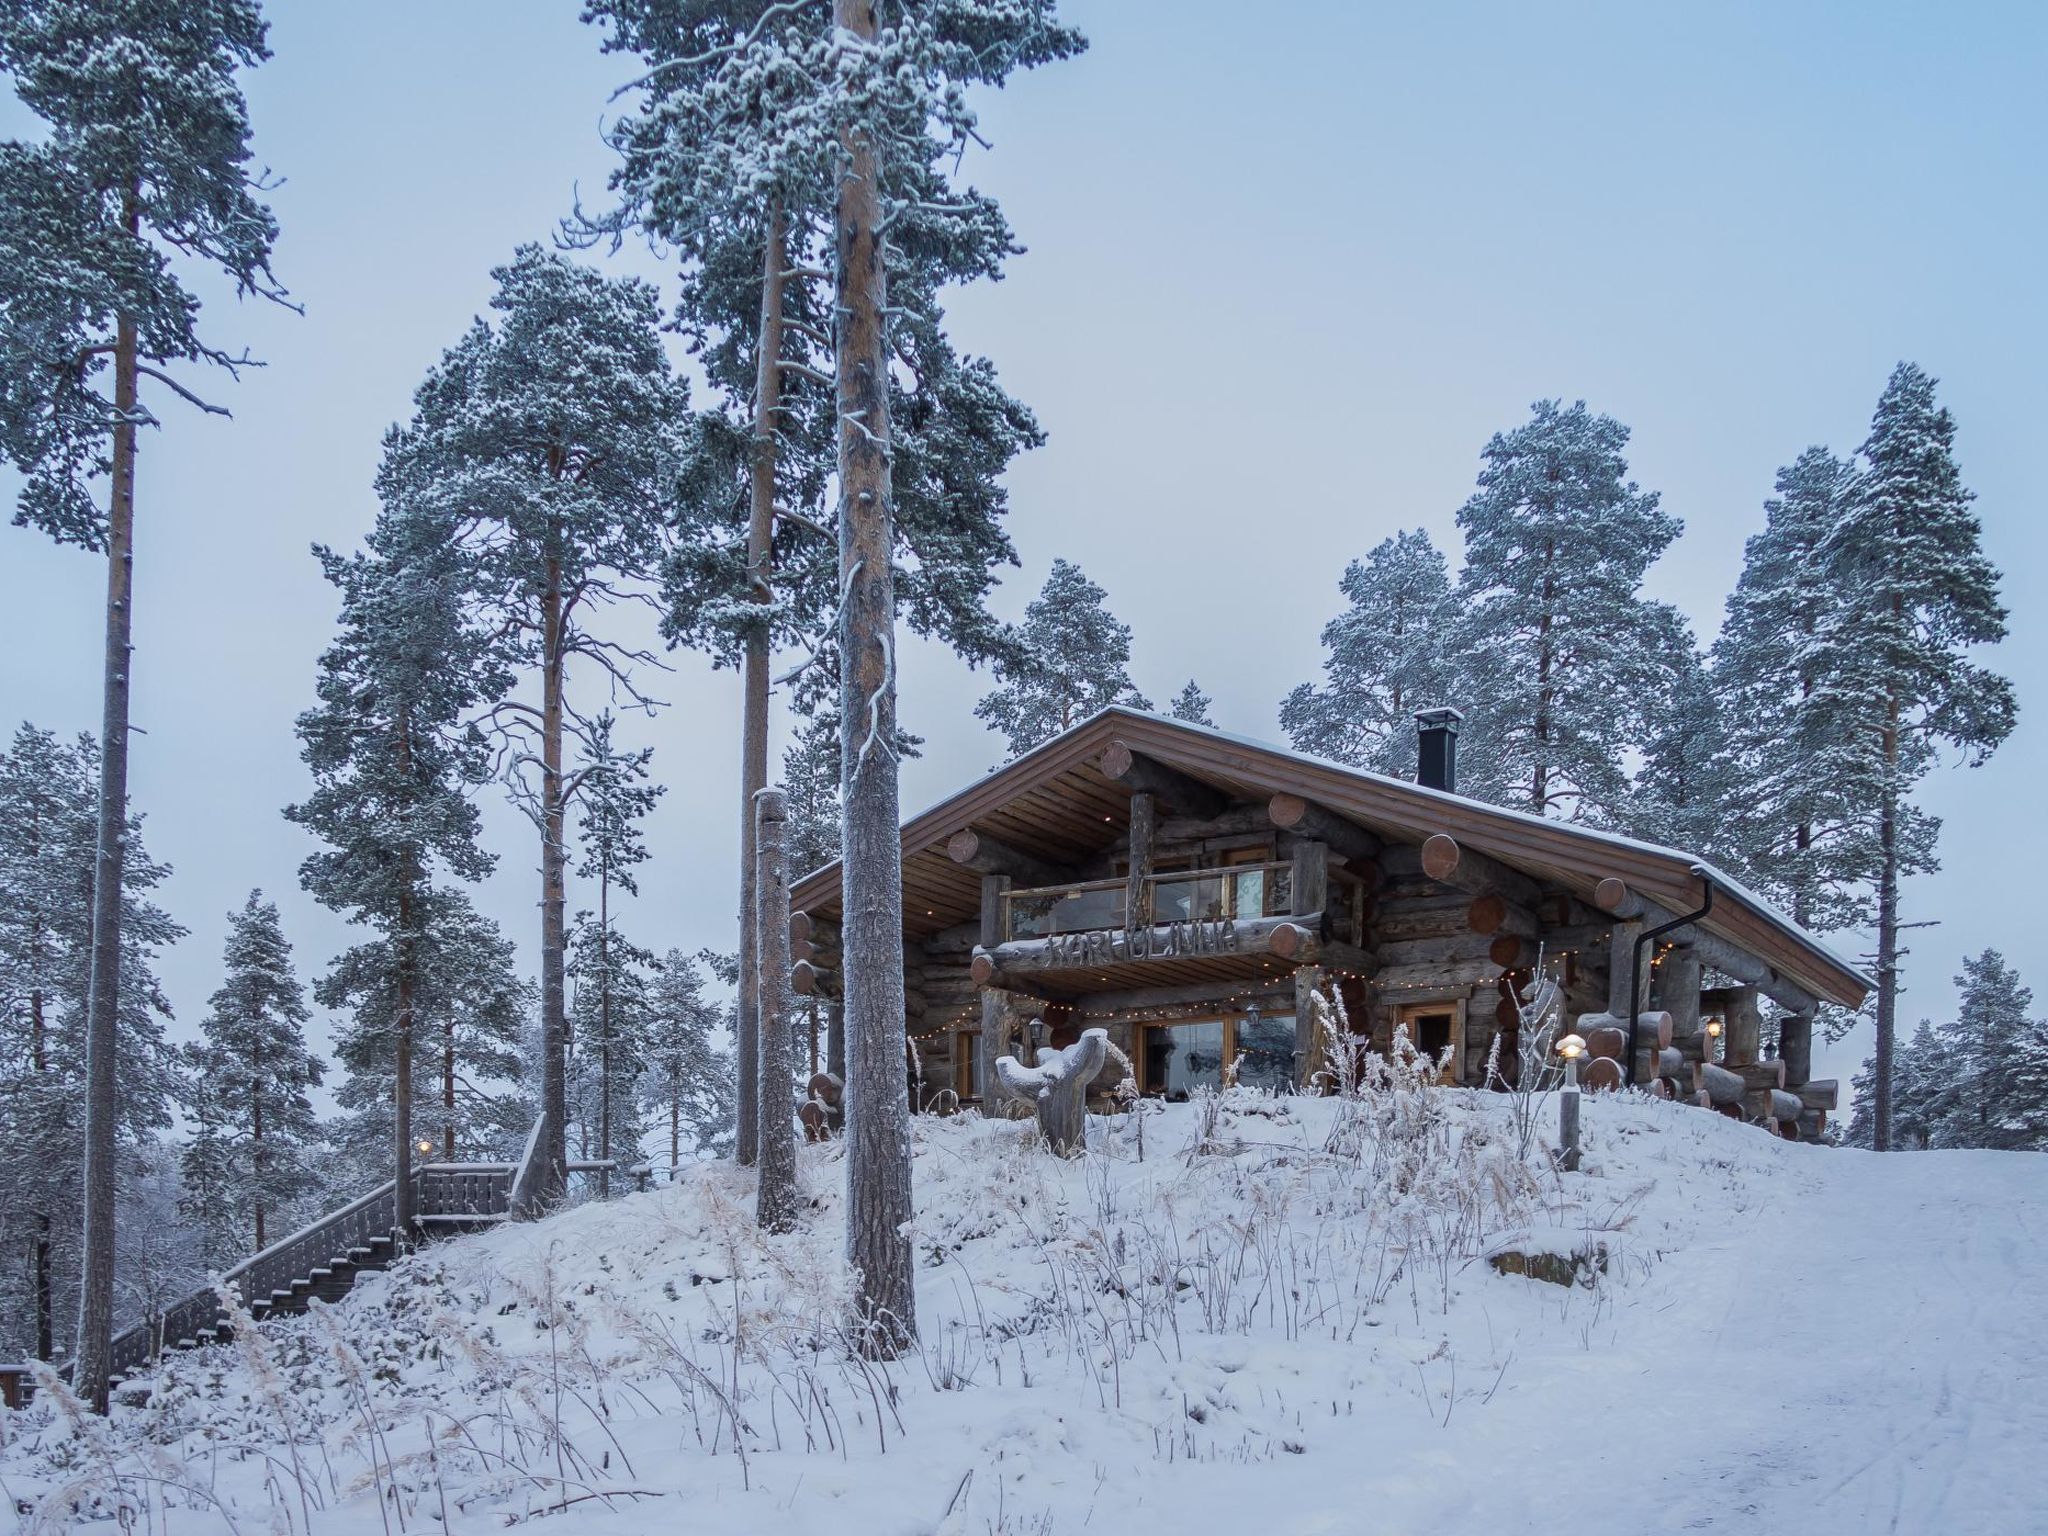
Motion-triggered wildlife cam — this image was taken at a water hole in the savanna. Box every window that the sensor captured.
[957,1029,983,1101]
[1140,1012,1299,1099]
[1394,1000,1466,1084]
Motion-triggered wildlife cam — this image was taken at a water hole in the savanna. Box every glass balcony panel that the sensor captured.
[1005,882,1127,940]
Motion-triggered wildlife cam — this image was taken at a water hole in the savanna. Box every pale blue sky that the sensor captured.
[4,1,2042,1099]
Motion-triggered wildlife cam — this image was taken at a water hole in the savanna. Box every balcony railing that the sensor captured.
[1002,862,1295,942]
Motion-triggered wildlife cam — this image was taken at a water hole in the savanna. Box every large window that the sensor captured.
[1140,1012,1298,1099]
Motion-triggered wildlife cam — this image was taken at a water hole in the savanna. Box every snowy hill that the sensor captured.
[6,1089,2046,1535]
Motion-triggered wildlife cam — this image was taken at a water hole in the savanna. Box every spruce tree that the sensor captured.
[1713,448,1874,934]
[1924,950,2040,1152]
[0,725,180,1363]
[1625,610,1734,857]
[1169,680,1216,727]
[287,498,503,1233]
[180,891,322,1253]
[1814,364,2015,1149]
[638,949,733,1168]
[379,246,689,1205]
[0,0,289,1409]
[1280,529,1452,776]
[975,559,1150,758]
[1449,401,1681,823]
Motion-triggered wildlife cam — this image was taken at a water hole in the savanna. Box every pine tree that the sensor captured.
[321,888,529,1183]
[1168,680,1216,727]
[377,246,689,1206]
[1625,610,1734,857]
[583,2,1064,1177]
[1449,401,1683,823]
[0,725,180,1363]
[1280,529,1452,776]
[287,497,504,1233]
[782,711,842,880]
[1713,448,1874,935]
[638,949,733,1168]
[975,560,1150,758]
[180,892,322,1254]
[1814,364,2015,1149]
[0,0,290,1410]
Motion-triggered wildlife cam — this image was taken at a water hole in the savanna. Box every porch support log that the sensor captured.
[1267,794,1382,864]
[1725,986,1762,1068]
[1416,833,1542,908]
[970,914,1319,986]
[1293,964,1326,1089]
[945,828,1069,890]
[1607,921,1643,1018]
[1593,880,1821,1015]
[1289,838,1329,922]
[1098,740,1228,819]
[976,873,1031,1116]
[1779,1009,1815,1087]
[1126,792,1156,929]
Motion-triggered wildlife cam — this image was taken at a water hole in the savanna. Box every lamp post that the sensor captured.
[1705,1017,1722,1064]
[1556,1032,1586,1172]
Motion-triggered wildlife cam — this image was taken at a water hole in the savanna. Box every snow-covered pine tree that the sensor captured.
[567,713,662,1195]
[1812,364,2015,1149]
[1169,680,1216,727]
[0,725,180,1363]
[779,712,840,1075]
[1922,950,2039,1152]
[582,1,1065,1175]
[0,0,289,1410]
[1712,448,1875,936]
[638,949,734,1168]
[1280,529,1452,777]
[1624,610,1735,857]
[320,888,530,1185]
[1849,1019,1943,1150]
[179,892,323,1254]
[974,559,1150,758]
[288,498,504,1230]
[1449,402,1682,823]
[378,247,689,1205]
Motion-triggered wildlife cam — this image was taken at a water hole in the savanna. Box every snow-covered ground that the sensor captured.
[6,1086,2045,1535]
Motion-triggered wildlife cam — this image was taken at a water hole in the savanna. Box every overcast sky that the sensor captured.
[5,0,2043,1102]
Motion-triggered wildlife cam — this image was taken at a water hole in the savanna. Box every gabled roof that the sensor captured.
[790,707,1871,1009]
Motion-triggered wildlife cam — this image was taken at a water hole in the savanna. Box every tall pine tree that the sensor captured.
[378,246,689,1206]
[974,559,1149,758]
[1280,529,1452,777]
[1449,401,1681,823]
[0,0,289,1409]
[179,892,322,1254]
[1813,364,2014,1149]
[638,949,733,1168]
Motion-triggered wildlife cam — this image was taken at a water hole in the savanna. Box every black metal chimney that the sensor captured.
[1415,707,1463,793]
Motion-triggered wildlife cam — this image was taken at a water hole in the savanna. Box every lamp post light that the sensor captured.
[1705,1017,1723,1063]
[1556,1032,1586,1172]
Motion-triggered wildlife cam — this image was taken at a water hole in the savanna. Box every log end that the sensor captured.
[945,828,981,866]
[1268,791,1309,830]
[1582,1056,1624,1093]
[1468,892,1509,935]
[789,910,814,946]
[1488,934,1527,969]
[1267,922,1313,961]
[792,959,820,996]
[969,951,996,986]
[1594,876,1629,914]
[1098,740,1135,781]
[1420,833,1461,882]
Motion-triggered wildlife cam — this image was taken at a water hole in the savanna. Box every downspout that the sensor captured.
[1625,867,1714,1087]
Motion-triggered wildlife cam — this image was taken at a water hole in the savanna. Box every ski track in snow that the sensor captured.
[5,1097,2045,1535]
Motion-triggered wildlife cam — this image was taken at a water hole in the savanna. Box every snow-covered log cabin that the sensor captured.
[788,708,1868,1138]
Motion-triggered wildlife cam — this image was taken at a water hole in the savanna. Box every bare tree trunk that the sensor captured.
[598,872,612,1199]
[755,789,799,1230]
[251,1063,266,1251]
[1872,693,1901,1151]
[737,210,788,1170]
[74,284,140,1414]
[538,556,569,1203]
[834,0,915,1356]
[443,1023,456,1159]
[31,987,53,1361]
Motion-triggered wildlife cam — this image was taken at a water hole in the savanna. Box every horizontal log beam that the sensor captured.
[1416,834,1542,908]
[944,828,1069,889]
[1098,740,1229,819]
[970,914,1315,986]
[1592,881,1821,1015]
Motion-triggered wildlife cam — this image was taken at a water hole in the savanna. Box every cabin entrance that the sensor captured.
[1139,1011,1296,1099]
[1394,999,1465,1084]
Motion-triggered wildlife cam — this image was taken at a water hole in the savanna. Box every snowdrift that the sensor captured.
[5,1085,2046,1535]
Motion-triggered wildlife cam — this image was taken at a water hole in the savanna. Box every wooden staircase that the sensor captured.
[94,1120,552,1388]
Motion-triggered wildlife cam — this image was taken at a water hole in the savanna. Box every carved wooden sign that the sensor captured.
[1044,918,1243,969]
